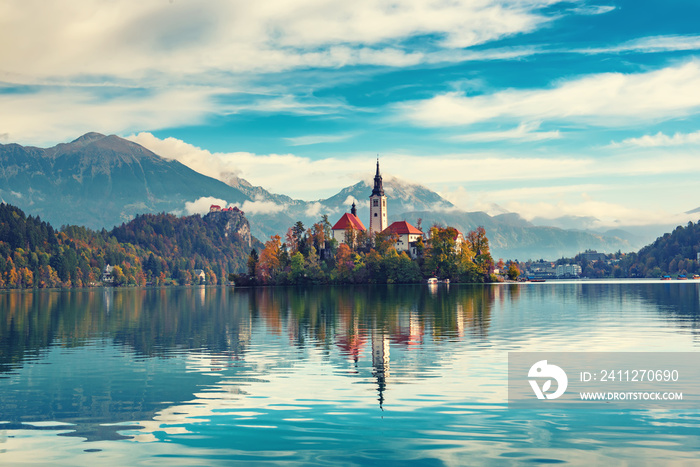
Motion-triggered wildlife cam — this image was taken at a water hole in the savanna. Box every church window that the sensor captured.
[374,213,378,217]
[383,200,386,207]
[373,199,378,207]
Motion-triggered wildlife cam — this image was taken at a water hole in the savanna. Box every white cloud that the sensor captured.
[184,197,229,216]
[0,0,560,82]
[183,195,284,217]
[131,132,700,205]
[452,121,561,142]
[580,34,700,55]
[0,87,218,146]
[398,61,700,128]
[285,133,356,146]
[504,197,694,228]
[343,196,359,207]
[610,130,700,148]
[569,5,616,16]
[238,198,286,215]
[304,202,324,218]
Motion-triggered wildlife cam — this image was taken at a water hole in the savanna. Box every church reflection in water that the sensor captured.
[2,281,698,438]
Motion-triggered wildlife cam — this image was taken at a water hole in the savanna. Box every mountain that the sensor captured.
[0,133,250,229]
[389,210,633,260]
[0,133,646,259]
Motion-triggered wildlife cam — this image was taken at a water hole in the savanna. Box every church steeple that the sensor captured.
[371,158,384,197]
[369,158,388,235]
[351,201,357,216]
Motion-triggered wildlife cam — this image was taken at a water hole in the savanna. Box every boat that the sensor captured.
[661,275,671,280]
[427,277,438,284]
[527,276,546,282]
[677,274,688,280]
[693,275,700,280]
[442,279,450,284]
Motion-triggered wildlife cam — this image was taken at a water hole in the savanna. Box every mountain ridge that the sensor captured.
[0,133,652,259]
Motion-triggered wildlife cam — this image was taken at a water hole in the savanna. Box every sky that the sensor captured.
[2,0,700,229]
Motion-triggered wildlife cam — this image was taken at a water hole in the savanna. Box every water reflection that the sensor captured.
[0,282,699,463]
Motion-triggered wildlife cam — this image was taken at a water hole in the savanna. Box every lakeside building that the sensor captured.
[556,264,582,278]
[332,160,423,255]
[527,261,557,279]
[580,249,606,262]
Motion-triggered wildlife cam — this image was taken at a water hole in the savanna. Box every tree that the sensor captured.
[289,251,305,283]
[335,243,354,282]
[247,249,259,277]
[257,235,281,283]
[507,262,520,280]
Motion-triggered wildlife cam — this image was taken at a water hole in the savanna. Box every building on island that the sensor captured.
[331,202,367,246]
[332,160,423,256]
[369,159,388,235]
[383,221,423,257]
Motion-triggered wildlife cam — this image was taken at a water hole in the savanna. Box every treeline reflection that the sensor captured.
[2,283,700,374]
[0,285,499,372]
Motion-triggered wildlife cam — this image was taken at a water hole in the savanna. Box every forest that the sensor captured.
[233,217,495,286]
[0,203,252,288]
[551,220,700,278]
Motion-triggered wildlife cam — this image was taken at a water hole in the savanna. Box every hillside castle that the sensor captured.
[331,160,424,257]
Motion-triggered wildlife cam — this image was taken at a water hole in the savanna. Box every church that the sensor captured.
[331,160,423,257]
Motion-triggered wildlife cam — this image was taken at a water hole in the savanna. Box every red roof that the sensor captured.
[332,213,367,231]
[383,221,422,235]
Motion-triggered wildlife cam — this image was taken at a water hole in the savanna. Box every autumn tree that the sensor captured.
[257,235,281,284]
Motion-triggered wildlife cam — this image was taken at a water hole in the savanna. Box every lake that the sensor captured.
[1,281,699,465]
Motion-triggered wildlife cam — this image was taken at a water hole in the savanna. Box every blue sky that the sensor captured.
[2,0,700,227]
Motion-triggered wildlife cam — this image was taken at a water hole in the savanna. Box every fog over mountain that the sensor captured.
[0,133,665,259]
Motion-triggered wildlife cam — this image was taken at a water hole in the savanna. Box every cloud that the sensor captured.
[285,133,356,146]
[184,197,229,216]
[504,197,694,228]
[0,87,218,146]
[580,34,700,55]
[183,195,284,217]
[127,133,372,199]
[452,121,561,142]
[569,5,616,16]
[610,130,700,148]
[305,202,324,218]
[343,196,359,206]
[1,0,560,82]
[398,61,700,128]
[239,198,286,215]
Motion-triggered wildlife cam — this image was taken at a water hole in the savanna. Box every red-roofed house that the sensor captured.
[210,204,222,212]
[382,220,423,257]
[332,202,367,245]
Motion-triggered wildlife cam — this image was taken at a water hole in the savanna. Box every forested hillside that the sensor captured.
[0,203,255,288]
[628,221,700,277]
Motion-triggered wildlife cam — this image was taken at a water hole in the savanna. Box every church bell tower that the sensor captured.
[369,159,388,235]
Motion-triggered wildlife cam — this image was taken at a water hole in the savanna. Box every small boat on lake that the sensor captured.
[678,274,688,280]
[427,277,438,284]
[661,275,671,280]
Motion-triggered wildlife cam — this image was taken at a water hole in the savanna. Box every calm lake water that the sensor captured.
[1,281,699,465]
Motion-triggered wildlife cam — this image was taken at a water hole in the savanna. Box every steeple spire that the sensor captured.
[351,201,357,216]
[371,157,384,196]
